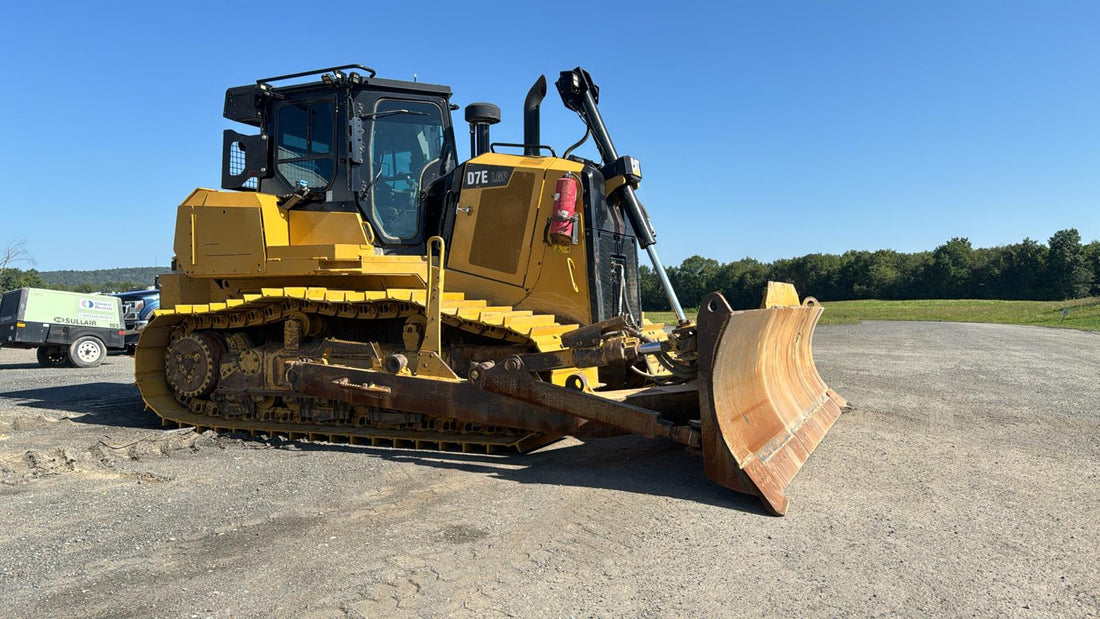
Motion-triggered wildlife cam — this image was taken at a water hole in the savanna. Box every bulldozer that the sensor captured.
[135,64,846,515]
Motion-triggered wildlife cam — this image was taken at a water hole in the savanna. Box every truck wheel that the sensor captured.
[69,336,106,368]
[36,346,71,368]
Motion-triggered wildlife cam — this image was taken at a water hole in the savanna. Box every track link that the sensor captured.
[135,287,589,453]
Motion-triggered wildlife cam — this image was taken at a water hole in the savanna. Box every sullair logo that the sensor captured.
[54,317,99,326]
[462,164,512,189]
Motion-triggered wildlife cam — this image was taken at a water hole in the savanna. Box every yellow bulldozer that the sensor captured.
[135,65,845,515]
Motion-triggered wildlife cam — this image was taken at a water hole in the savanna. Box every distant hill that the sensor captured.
[39,266,170,292]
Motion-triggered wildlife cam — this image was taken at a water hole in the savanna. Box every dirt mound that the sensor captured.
[2,428,226,485]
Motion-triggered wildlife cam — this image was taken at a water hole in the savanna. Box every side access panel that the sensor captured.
[448,161,541,287]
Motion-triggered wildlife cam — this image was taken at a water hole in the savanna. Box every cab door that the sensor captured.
[357,97,448,248]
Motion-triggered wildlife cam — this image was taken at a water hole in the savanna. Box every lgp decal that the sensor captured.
[462,164,512,189]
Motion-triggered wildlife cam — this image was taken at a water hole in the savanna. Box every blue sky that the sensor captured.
[2,1,1097,271]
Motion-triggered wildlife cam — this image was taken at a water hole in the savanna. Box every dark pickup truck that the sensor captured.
[112,288,160,352]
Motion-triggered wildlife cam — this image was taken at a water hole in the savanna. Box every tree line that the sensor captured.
[0,268,156,295]
[0,244,165,295]
[641,228,1100,311]
[38,267,168,290]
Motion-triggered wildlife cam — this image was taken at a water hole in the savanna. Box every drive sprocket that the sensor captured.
[165,332,223,398]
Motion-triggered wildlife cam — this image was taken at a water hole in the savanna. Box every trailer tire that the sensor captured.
[36,346,71,368]
[69,336,106,368]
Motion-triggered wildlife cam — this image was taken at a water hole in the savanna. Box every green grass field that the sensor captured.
[645,297,1100,332]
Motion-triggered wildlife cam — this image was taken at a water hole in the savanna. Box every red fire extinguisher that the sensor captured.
[548,174,578,246]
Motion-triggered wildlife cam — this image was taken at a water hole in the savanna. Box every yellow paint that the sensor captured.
[191,205,266,275]
[761,281,801,308]
[173,189,288,276]
[566,258,579,293]
[289,211,370,246]
[162,147,603,384]
[169,145,597,324]
[423,236,446,357]
[604,175,628,193]
[442,153,593,325]
[168,189,428,291]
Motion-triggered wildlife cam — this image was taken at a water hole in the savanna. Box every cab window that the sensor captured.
[277,100,335,189]
[368,100,444,241]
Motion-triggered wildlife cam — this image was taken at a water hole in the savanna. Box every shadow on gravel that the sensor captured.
[0,383,160,429]
[0,363,43,370]
[0,378,770,513]
[286,436,768,514]
[0,358,129,370]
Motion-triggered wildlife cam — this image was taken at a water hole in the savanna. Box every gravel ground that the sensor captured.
[0,321,1097,617]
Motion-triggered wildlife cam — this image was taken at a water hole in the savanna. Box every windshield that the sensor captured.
[368,99,445,241]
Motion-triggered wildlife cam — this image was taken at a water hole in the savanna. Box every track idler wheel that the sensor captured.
[165,332,224,398]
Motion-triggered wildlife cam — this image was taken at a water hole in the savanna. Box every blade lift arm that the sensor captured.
[555,68,687,324]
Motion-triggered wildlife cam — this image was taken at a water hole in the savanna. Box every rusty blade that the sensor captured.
[696,292,846,515]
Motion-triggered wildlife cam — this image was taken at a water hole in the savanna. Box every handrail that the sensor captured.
[257,64,377,86]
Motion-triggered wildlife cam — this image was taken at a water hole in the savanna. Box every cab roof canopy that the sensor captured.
[224,64,452,127]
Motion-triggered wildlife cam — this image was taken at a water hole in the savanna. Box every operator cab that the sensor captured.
[221,65,459,254]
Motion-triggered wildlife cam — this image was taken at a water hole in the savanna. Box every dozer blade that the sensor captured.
[696,292,846,515]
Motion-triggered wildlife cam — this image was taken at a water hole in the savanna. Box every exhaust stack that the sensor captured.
[523,75,547,156]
